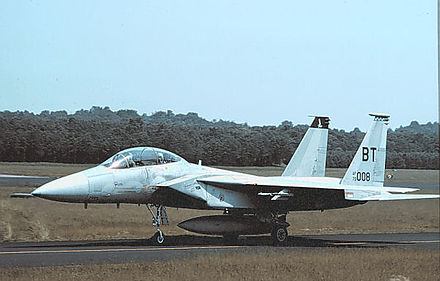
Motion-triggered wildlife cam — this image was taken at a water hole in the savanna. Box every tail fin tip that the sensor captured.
[308,115,330,129]
[369,113,390,122]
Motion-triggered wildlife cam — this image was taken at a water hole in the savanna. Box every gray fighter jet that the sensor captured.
[14,114,439,245]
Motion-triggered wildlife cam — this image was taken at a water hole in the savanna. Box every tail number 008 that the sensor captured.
[355,172,370,182]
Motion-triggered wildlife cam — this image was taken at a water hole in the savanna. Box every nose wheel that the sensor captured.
[153,231,165,244]
[146,204,168,245]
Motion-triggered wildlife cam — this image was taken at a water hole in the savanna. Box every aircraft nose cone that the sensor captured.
[31,172,89,202]
[30,189,42,197]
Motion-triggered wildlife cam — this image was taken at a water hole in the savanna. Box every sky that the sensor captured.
[0,0,438,131]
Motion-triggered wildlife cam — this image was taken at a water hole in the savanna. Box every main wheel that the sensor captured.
[271,225,288,246]
[153,231,165,245]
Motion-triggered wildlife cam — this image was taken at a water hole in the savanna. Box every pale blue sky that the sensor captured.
[0,1,437,131]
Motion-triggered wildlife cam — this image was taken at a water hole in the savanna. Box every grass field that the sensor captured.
[1,248,438,281]
[0,163,438,242]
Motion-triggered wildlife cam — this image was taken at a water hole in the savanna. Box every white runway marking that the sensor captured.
[0,245,243,256]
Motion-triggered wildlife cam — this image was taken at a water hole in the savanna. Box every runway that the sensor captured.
[0,174,53,187]
[1,232,438,268]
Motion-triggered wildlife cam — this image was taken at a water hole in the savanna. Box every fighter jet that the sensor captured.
[13,114,439,245]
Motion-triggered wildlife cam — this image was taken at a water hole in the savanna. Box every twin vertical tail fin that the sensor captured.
[342,113,439,201]
[282,116,329,177]
[341,113,390,187]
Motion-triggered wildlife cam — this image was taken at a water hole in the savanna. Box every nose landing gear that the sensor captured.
[146,204,168,245]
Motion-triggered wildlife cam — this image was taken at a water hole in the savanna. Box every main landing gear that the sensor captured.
[146,204,168,245]
[271,213,289,246]
[271,224,288,246]
[256,212,290,246]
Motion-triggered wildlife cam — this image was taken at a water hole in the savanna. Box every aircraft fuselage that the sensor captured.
[32,160,361,212]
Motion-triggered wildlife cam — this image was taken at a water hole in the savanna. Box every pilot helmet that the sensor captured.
[157,152,164,163]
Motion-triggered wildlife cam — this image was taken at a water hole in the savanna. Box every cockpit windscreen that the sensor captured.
[101,147,182,169]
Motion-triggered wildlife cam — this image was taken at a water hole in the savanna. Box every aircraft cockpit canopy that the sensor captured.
[101,147,184,169]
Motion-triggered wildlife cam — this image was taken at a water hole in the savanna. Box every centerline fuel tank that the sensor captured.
[177,215,272,235]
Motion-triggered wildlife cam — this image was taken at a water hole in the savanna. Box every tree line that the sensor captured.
[0,108,438,169]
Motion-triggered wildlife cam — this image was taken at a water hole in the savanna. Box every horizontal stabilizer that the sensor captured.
[345,191,439,201]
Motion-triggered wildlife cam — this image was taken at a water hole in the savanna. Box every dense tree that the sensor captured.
[0,108,437,169]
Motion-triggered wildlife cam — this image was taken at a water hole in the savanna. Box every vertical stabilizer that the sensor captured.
[341,113,390,187]
[282,116,329,177]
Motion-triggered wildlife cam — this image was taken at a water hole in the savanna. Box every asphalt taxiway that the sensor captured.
[1,232,438,268]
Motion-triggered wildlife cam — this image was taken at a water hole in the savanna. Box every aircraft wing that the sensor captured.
[157,174,437,208]
[197,175,420,194]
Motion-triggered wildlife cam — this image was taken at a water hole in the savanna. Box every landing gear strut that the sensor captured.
[146,204,168,245]
[256,211,290,246]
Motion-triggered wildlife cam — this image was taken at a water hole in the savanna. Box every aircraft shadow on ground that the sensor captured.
[5,235,410,249]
